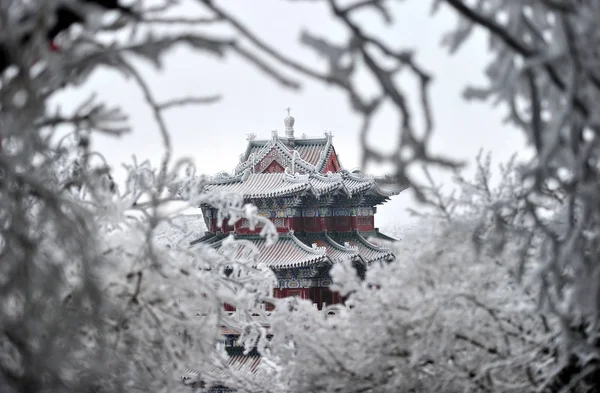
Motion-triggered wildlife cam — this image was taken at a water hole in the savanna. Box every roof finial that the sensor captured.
[284,107,295,138]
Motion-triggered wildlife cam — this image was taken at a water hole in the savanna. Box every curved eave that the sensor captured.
[355,230,390,252]
[244,184,308,199]
[269,256,329,270]
[307,183,341,199]
[339,170,376,197]
[373,229,400,242]
[350,182,375,197]
[322,232,361,263]
[262,232,328,269]
[323,231,359,254]
[314,133,334,172]
[310,172,343,183]
[203,179,310,200]
[193,234,330,270]
[354,230,395,263]
[288,231,327,255]
[368,182,409,198]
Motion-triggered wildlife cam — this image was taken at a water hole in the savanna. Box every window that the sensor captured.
[335,217,350,225]
[272,218,285,227]
[357,217,371,226]
[239,219,265,228]
[287,290,304,299]
[304,217,318,228]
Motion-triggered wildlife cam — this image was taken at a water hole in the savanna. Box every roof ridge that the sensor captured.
[369,182,404,197]
[284,172,310,183]
[206,172,244,185]
[235,137,319,174]
[354,229,390,252]
[247,136,329,144]
[288,230,326,255]
[315,131,334,172]
[311,171,342,182]
[235,139,275,173]
[372,229,400,243]
[274,138,316,172]
[323,231,359,253]
[341,169,374,182]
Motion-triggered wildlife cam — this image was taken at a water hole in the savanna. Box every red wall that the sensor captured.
[352,216,374,231]
[273,288,310,299]
[209,218,235,233]
[225,287,345,312]
[302,217,321,232]
[209,214,374,234]
[334,216,352,232]
[262,160,285,173]
[234,217,295,234]
[322,150,341,174]
[273,287,344,309]
[291,217,304,232]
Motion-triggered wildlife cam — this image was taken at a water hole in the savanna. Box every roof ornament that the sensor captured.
[246,133,256,141]
[214,171,230,179]
[271,130,278,141]
[291,150,299,174]
[242,168,251,181]
[284,107,295,138]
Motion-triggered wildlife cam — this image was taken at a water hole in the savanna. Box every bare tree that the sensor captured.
[2,0,598,392]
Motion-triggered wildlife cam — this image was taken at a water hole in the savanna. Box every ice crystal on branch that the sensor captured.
[2,0,599,392]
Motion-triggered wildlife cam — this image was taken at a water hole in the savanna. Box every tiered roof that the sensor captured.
[192,230,395,268]
[235,132,334,175]
[203,170,402,200]
[184,355,262,380]
[175,349,263,388]
[195,110,403,267]
[185,111,403,393]
[201,123,404,202]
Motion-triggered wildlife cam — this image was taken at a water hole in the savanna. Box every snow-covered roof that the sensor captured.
[235,132,334,175]
[153,214,206,247]
[200,112,407,201]
[335,230,395,263]
[192,230,394,268]
[203,170,404,200]
[180,353,262,381]
[192,231,328,269]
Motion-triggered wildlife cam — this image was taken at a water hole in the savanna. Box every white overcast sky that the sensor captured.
[56,0,530,228]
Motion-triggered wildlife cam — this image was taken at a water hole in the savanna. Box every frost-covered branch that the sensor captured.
[435,1,600,390]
